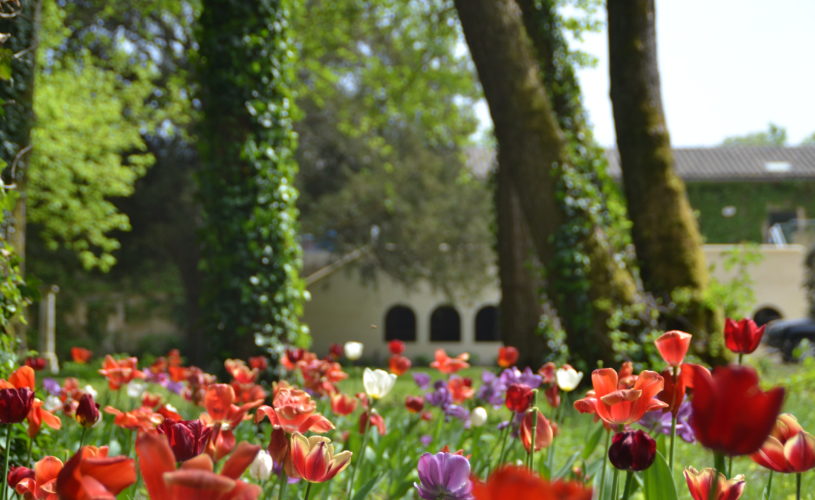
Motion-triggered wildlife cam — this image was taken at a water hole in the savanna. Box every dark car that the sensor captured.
[764,318,815,362]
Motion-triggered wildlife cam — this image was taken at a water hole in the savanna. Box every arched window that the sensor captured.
[385,305,416,342]
[430,305,461,342]
[475,305,500,342]
[754,306,783,326]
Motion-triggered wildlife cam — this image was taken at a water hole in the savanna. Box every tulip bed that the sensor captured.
[0,319,813,499]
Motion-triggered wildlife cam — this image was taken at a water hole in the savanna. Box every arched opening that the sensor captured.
[475,305,500,342]
[753,306,783,327]
[430,305,461,342]
[385,305,416,342]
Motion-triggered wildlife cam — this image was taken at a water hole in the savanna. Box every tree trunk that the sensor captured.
[455,0,640,367]
[608,0,723,357]
[495,161,547,367]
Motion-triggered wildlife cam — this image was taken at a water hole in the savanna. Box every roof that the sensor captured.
[605,146,815,182]
[466,145,815,181]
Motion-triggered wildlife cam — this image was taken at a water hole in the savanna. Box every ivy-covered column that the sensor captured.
[196,0,308,364]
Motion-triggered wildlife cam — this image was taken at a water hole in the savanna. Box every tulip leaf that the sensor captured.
[554,450,582,479]
[582,424,605,460]
[351,474,383,500]
[643,451,677,500]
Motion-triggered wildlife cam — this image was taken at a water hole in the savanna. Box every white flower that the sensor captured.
[363,367,396,400]
[344,341,364,361]
[248,449,273,481]
[164,403,178,414]
[555,366,583,392]
[44,395,62,412]
[82,385,98,399]
[127,380,147,399]
[470,407,488,427]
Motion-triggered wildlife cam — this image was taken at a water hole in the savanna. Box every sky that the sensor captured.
[477,0,815,147]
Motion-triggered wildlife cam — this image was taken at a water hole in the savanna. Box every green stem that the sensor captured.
[738,353,744,365]
[599,428,611,500]
[277,473,288,500]
[528,408,538,471]
[78,426,89,452]
[346,407,373,498]
[484,424,509,477]
[763,470,773,500]
[610,467,620,500]
[304,482,312,500]
[727,455,733,478]
[621,470,634,500]
[2,424,12,500]
[26,435,33,465]
[796,472,802,500]
[714,452,726,477]
[669,365,678,473]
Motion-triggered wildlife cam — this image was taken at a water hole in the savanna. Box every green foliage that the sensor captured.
[722,122,787,146]
[25,0,157,271]
[705,243,763,319]
[197,0,308,358]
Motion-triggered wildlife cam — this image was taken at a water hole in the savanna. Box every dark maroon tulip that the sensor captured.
[608,430,657,471]
[75,393,100,427]
[724,318,765,354]
[7,465,34,488]
[690,364,784,456]
[0,387,34,423]
[24,357,46,371]
[157,419,212,462]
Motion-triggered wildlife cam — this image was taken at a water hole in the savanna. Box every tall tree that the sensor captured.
[608,0,722,355]
[455,0,640,367]
[197,0,307,364]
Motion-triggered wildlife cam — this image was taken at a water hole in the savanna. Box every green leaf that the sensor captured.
[643,451,678,500]
[582,424,605,460]
[351,474,382,500]
[554,450,582,480]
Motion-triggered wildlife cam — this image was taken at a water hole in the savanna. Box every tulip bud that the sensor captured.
[388,340,406,355]
[268,427,290,466]
[363,367,396,400]
[344,341,364,361]
[505,384,534,413]
[249,449,274,481]
[7,466,34,488]
[405,396,425,414]
[654,330,692,367]
[75,393,100,427]
[608,430,656,471]
[724,318,765,355]
[470,407,488,427]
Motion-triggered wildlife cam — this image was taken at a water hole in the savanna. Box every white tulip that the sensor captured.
[555,366,583,392]
[363,367,396,400]
[44,395,62,412]
[127,380,147,399]
[82,385,98,399]
[344,341,364,361]
[248,449,273,481]
[470,406,488,427]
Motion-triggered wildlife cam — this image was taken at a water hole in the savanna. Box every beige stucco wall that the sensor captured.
[304,244,810,361]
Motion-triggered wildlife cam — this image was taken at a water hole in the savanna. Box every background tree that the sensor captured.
[196,0,307,364]
[608,0,722,357]
[723,123,787,146]
[455,0,641,367]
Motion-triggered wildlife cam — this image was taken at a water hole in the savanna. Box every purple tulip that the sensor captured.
[476,371,507,407]
[42,378,62,396]
[415,452,474,500]
[413,372,431,390]
[444,405,469,422]
[425,381,452,409]
[638,400,695,443]
[499,367,542,389]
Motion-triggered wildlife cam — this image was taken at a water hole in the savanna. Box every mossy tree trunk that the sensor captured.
[608,0,723,358]
[495,162,547,367]
[455,0,640,367]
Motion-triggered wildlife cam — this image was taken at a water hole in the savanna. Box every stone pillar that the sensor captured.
[38,285,59,373]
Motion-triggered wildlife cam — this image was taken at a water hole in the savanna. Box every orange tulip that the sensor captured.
[654,330,692,367]
[224,359,259,384]
[752,414,815,473]
[255,382,333,433]
[448,377,475,404]
[430,349,469,374]
[683,467,745,500]
[98,355,144,390]
[497,346,519,368]
[574,368,667,426]
[136,432,261,499]
[104,406,164,432]
[55,446,136,500]
[26,399,61,438]
[389,355,412,375]
[70,347,93,364]
[472,466,592,500]
[289,432,352,483]
[520,411,554,453]
[14,456,62,500]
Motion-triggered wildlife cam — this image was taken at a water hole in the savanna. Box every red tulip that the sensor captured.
[654,330,692,366]
[683,467,745,500]
[608,430,656,471]
[405,395,425,413]
[56,446,136,500]
[388,340,406,355]
[689,364,784,455]
[255,382,333,433]
[389,355,412,375]
[75,394,100,428]
[497,346,519,368]
[430,349,469,374]
[290,432,352,483]
[359,411,386,436]
[505,384,534,413]
[328,343,344,360]
[545,384,560,408]
[472,466,592,500]
[573,368,667,426]
[330,392,358,416]
[70,347,92,364]
[136,432,261,499]
[520,411,553,453]
[98,355,144,390]
[157,419,214,462]
[656,363,703,416]
[448,377,475,403]
[248,356,268,371]
[751,413,815,473]
[724,318,765,354]
[24,357,46,371]
[13,457,61,499]
[538,362,556,384]
[7,465,34,489]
